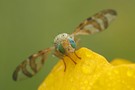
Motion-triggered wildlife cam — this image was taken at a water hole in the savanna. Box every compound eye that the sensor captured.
[57,44,65,54]
[68,38,76,48]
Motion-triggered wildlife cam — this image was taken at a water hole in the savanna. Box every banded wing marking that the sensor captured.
[12,47,54,81]
[73,9,117,35]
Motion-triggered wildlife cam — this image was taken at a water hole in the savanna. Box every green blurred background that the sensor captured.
[1,0,135,90]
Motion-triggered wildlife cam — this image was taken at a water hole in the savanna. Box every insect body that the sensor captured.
[54,33,76,54]
[13,9,117,81]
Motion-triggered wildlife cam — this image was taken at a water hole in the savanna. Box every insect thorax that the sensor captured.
[54,33,76,54]
[54,33,70,44]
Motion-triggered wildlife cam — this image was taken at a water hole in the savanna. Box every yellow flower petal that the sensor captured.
[38,47,135,90]
[110,58,133,65]
[92,64,135,90]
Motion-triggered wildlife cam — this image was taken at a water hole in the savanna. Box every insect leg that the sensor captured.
[62,58,66,72]
[54,51,67,71]
[74,51,81,59]
[66,55,77,64]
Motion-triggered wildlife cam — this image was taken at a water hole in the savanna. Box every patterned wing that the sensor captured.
[12,47,54,81]
[72,9,117,35]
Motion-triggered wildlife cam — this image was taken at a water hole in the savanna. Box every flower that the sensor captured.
[38,47,135,90]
